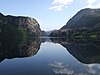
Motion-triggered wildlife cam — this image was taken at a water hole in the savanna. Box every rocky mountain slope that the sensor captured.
[50,8,100,38]
[0,13,41,38]
[61,8,100,29]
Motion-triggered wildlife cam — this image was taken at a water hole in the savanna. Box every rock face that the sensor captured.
[50,8,100,38]
[0,13,41,37]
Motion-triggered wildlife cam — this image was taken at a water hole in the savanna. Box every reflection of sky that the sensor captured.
[49,61,74,75]
[49,61,100,75]
[39,42,100,75]
[0,42,100,75]
[84,64,100,75]
[39,42,76,59]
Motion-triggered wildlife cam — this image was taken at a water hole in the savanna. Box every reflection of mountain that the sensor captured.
[50,38,100,64]
[0,37,41,62]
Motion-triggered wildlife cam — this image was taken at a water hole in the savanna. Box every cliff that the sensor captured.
[0,13,41,38]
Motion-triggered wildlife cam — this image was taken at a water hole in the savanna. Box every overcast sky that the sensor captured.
[0,0,100,31]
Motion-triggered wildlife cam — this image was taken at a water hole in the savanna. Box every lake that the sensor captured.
[0,37,100,75]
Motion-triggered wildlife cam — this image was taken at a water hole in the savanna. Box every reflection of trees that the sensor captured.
[0,37,41,62]
[50,38,100,64]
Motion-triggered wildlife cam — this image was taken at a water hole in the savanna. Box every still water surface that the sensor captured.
[0,37,100,75]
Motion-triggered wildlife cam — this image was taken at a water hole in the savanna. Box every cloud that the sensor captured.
[49,5,64,12]
[49,61,100,75]
[87,65,96,74]
[87,0,96,5]
[49,0,74,12]
[49,61,74,74]
[52,0,74,5]
[86,0,100,8]
[83,64,100,75]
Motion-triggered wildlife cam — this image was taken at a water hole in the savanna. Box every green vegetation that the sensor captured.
[18,26,29,38]
[73,34,83,38]
[17,26,29,48]
[90,34,97,38]
[0,23,29,49]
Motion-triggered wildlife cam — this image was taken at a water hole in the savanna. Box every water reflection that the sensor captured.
[0,37,100,64]
[50,38,100,64]
[49,61,74,75]
[49,61,100,75]
[0,37,41,62]
[0,37,100,75]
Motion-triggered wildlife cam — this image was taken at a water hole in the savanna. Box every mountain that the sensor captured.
[61,8,100,29]
[0,13,41,38]
[41,30,52,36]
[50,8,100,38]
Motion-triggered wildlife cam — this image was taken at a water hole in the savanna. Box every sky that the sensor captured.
[0,0,100,31]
